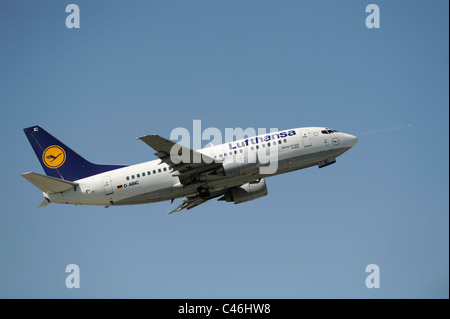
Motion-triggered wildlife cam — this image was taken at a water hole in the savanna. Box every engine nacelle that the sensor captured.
[216,160,259,178]
[220,178,268,204]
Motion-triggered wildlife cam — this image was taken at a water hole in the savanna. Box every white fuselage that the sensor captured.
[45,127,357,206]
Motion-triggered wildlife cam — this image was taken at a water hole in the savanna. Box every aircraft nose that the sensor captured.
[346,134,358,148]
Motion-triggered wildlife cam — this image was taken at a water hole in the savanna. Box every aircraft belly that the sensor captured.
[114,187,190,205]
[272,147,351,175]
[114,193,161,205]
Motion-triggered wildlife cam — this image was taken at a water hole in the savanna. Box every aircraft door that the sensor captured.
[103,176,114,195]
[301,130,312,147]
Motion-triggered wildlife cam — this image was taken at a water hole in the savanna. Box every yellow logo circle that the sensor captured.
[42,145,66,169]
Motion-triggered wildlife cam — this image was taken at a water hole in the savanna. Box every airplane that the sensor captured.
[21,125,357,213]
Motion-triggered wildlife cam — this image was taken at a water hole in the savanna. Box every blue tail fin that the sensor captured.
[24,125,128,181]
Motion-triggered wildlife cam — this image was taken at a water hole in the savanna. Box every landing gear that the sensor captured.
[197,186,210,198]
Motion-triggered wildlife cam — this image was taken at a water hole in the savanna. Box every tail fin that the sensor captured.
[23,125,127,181]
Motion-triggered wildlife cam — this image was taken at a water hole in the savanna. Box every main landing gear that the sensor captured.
[197,186,210,198]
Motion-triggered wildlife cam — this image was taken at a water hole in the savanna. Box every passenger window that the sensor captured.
[262,144,266,148]
[278,140,282,144]
[137,174,140,178]
[147,171,151,175]
[214,155,217,159]
[158,169,161,173]
[224,153,227,157]
[153,170,156,174]
[142,172,145,176]
[234,150,237,154]
[239,149,243,153]
[251,147,254,151]
[132,175,135,179]
[268,143,271,147]
[126,176,130,181]
[283,139,287,143]
[219,154,223,158]
[163,167,167,171]
[256,145,259,149]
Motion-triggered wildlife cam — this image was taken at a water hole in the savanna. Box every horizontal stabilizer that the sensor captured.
[21,172,78,194]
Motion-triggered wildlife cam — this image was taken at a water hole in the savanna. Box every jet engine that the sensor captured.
[219,178,268,204]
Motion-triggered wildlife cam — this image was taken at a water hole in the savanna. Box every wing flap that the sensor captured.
[21,172,78,194]
[169,196,211,214]
[168,188,233,214]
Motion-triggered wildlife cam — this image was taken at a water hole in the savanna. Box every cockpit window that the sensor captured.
[322,128,337,134]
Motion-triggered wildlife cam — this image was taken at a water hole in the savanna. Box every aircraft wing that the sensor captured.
[137,134,222,185]
[168,195,212,214]
[168,187,232,214]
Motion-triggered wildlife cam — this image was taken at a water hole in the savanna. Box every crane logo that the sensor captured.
[42,145,66,169]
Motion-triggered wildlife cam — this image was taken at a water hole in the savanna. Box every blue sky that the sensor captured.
[0,0,448,298]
